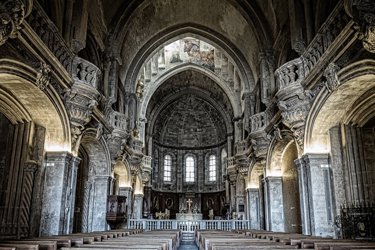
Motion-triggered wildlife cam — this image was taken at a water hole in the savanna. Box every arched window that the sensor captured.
[209,155,216,181]
[185,156,195,182]
[164,154,172,182]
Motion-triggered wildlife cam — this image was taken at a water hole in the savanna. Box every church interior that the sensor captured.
[1,0,375,248]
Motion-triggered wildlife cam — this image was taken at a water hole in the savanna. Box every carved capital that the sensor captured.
[64,84,99,153]
[345,0,375,53]
[0,0,32,46]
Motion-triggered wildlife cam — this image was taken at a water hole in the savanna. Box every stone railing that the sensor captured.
[275,1,351,90]
[72,57,101,89]
[128,219,250,232]
[227,157,236,168]
[132,139,143,153]
[26,1,74,72]
[302,1,350,74]
[109,111,128,131]
[142,155,152,172]
[275,58,305,89]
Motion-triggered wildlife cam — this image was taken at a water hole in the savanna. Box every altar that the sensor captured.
[176,213,202,221]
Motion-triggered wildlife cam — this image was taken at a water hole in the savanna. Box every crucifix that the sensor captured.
[186,198,193,213]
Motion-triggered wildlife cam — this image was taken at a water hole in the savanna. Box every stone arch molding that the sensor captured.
[80,128,112,177]
[140,64,241,119]
[122,26,255,101]
[266,130,295,177]
[0,59,71,151]
[305,59,375,153]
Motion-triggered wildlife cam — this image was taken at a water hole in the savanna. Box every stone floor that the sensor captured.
[178,241,199,250]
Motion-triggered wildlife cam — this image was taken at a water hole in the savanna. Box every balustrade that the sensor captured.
[26,1,74,72]
[275,2,351,90]
[72,57,101,89]
[109,111,128,131]
[227,157,236,168]
[128,219,250,232]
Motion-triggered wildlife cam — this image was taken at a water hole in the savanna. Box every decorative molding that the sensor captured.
[35,62,51,90]
[345,0,375,53]
[0,0,33,46]
[323,63,341,92]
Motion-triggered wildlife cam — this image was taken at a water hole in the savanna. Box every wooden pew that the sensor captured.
[0,241,56,250]
[0,243,39,250]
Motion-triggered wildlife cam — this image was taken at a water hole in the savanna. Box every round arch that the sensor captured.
[122,25,254,94]
[305,60,375,153]
[0,59,71,151]
[140,64,241,118]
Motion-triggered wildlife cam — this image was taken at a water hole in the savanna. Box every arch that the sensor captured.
[140,64,241,118]
[184,154,196,183]
[0,59,71,151]
[80,128,112,176]
[110,0,272,56]
[75,128,112,232]
[123,25,254,95]
[266,130,295,177]
[134,174,144,195]
[305,60,375,153]
[114,159,131,188]
[147,87,233,142]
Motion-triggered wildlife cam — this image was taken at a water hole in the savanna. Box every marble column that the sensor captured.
[133,194,144,219]
[143,186,152,218]
[89,175,112,232]
[40,152,73,236]
[264,176,284,232]
[300,153,334,236]
[67,156,81,234]
[294,158,311,235]
[247,188,260,229]
[119,186,133,219]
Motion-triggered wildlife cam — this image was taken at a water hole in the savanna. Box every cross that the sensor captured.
[186,198,193,212]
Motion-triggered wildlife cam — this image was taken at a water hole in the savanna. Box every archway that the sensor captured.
[0,60,70,238]
[305,59,375,238]
[74,129,111,233]
[266,132,301,233]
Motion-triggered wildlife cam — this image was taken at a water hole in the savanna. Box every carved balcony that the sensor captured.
[275,58,305,90]
[142,155,152,173]
[227,157,236,169]
[109,110,128,134]
[72,57,101,89]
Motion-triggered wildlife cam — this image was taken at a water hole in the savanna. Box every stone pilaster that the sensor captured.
[133,194,144,219]
[294,158,311,235]
[264,176,285,232]
[89,175,111,232]
[40,152,73,236]
[298,154,335,236]
[119,186,133,220]
[66,156,81,234]
[247,188,260,229]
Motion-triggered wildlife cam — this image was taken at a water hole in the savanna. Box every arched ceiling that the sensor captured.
[105,0,279,89]
[147,70,233,148]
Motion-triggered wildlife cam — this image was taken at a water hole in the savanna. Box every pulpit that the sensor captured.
[106,195,127,229]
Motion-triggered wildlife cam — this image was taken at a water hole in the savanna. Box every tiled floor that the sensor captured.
[178,241,199,250]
